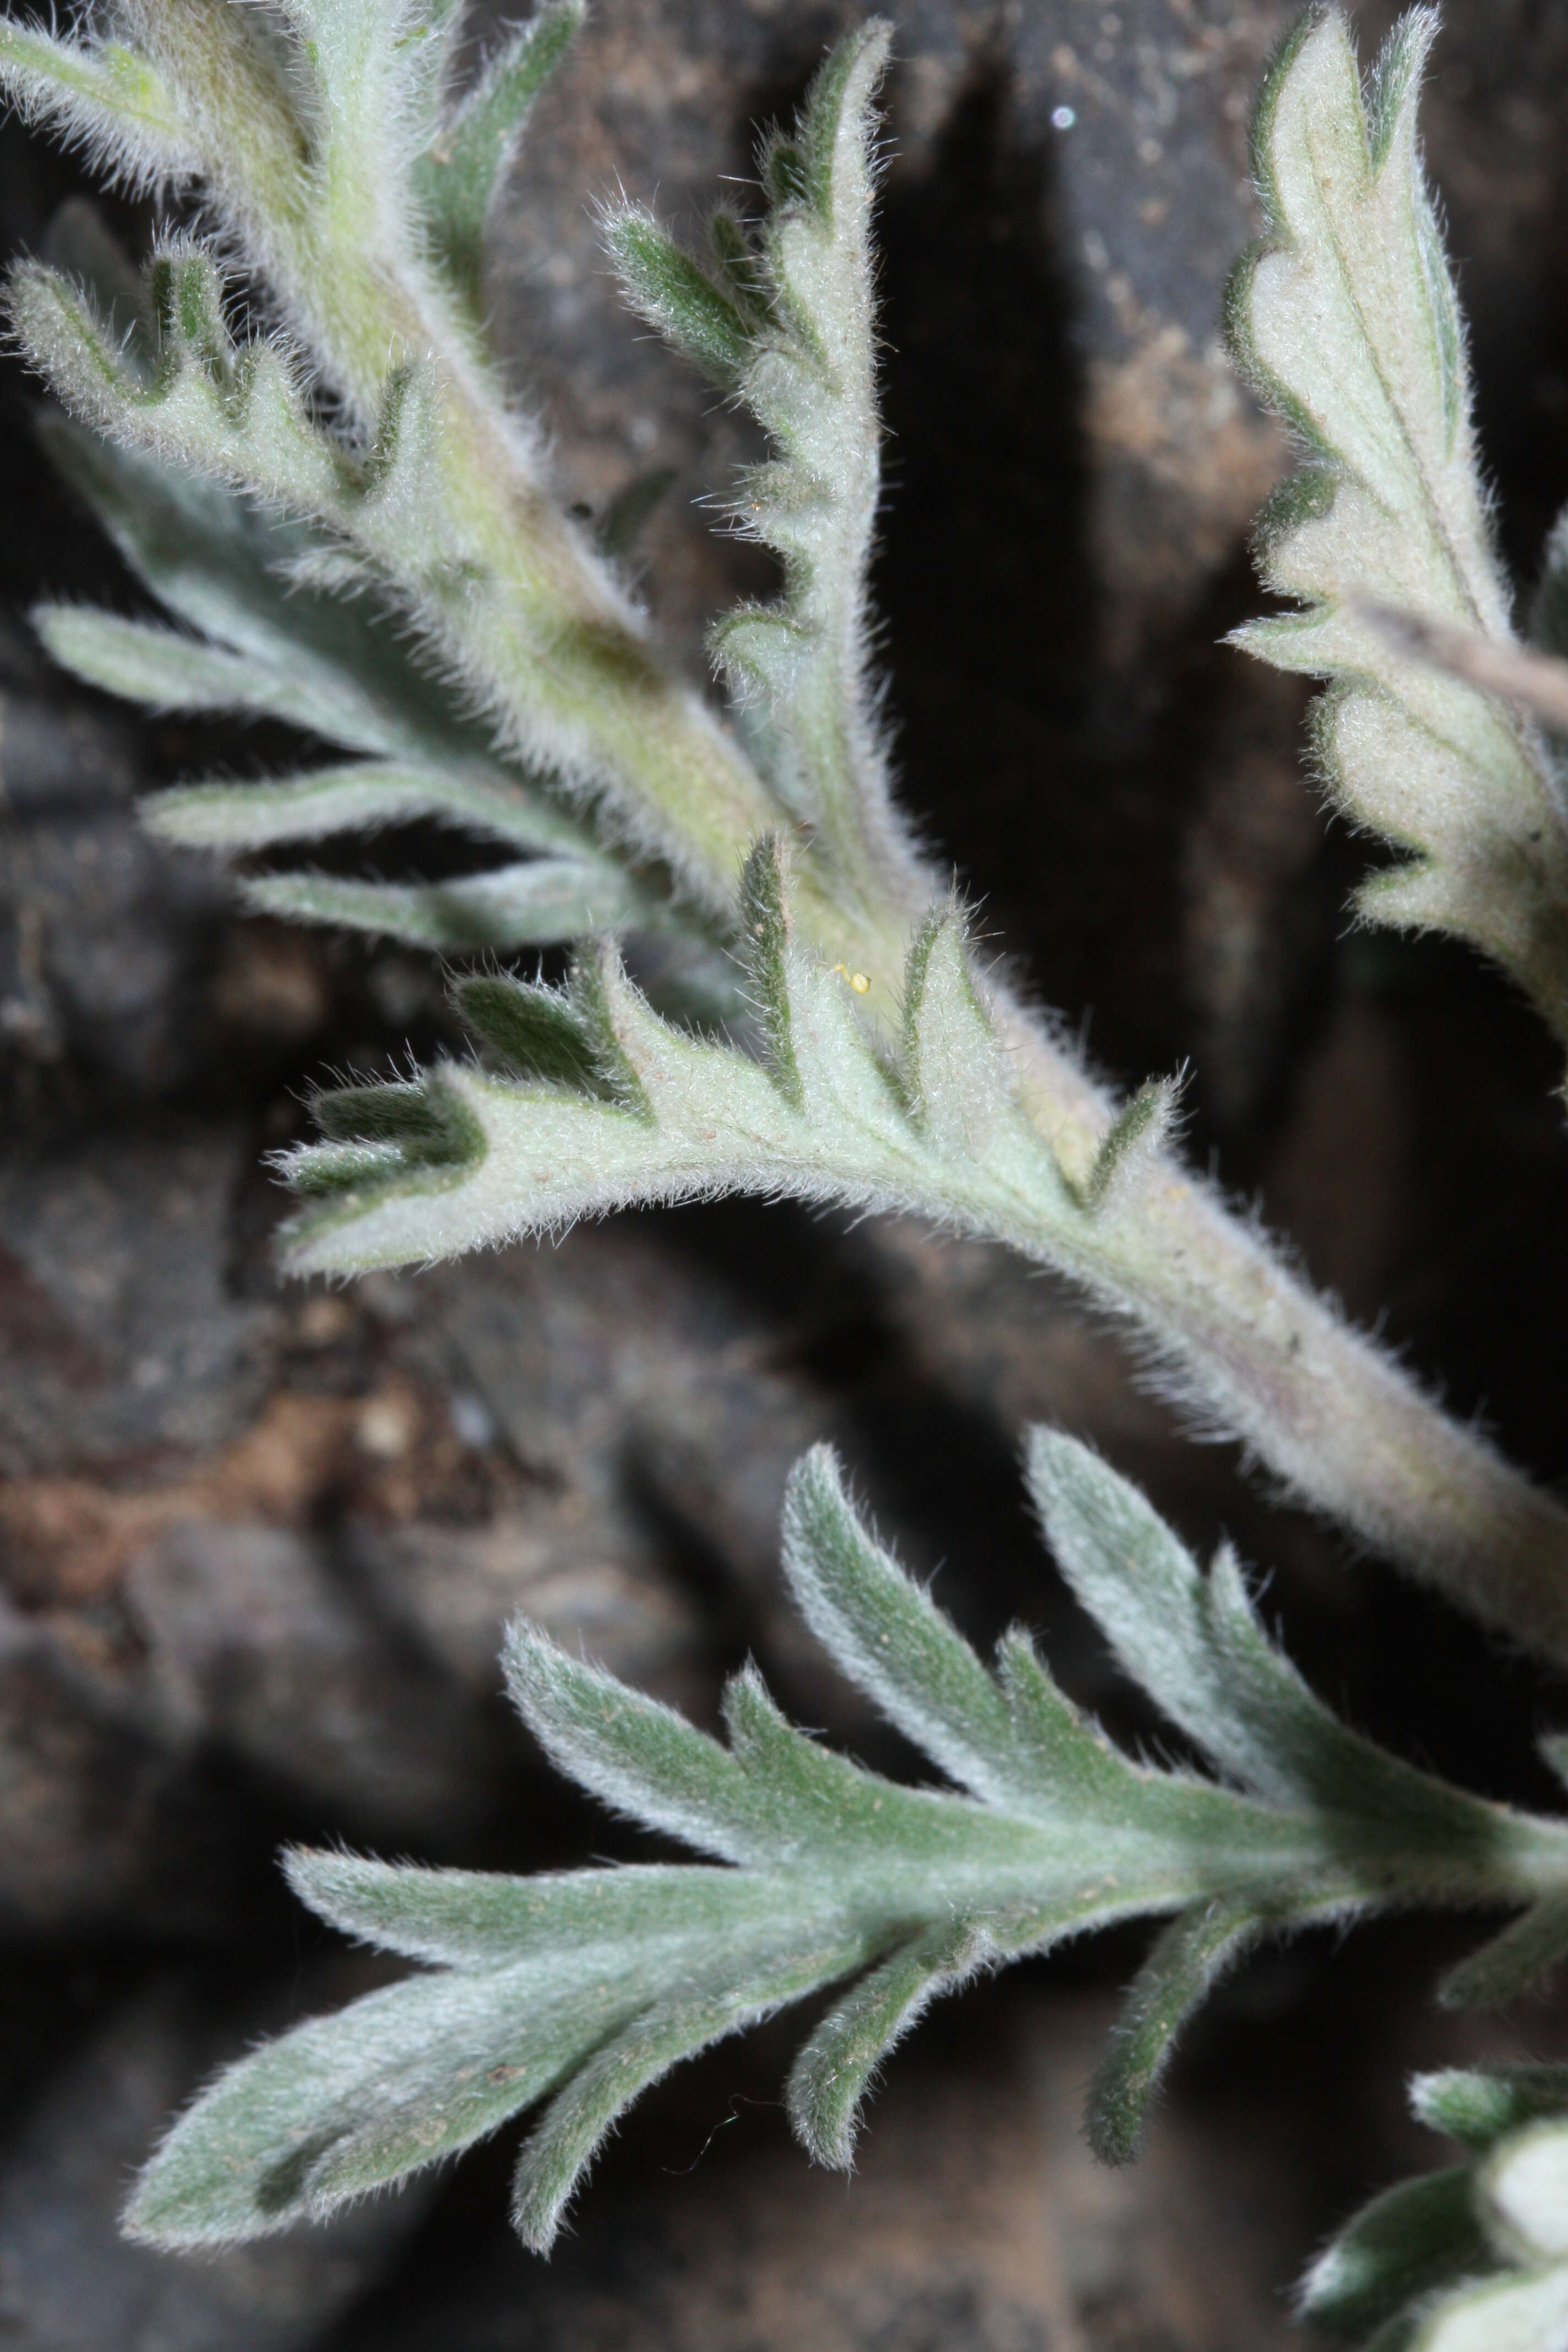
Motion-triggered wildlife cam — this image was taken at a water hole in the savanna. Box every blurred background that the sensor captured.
[3,1,1568,2343]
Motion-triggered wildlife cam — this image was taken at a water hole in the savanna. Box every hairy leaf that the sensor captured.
[1299,2166,1495,2338]
[1413,2067,1568,2153]
[607,20,919,913]
[1227,8,1568,1043]
[1086,1895,1273,2165]
[126,1439,1568,2253]
[14,242,347,512]
[412,0,582,311]
[0,18,195,190]
[37,418,641,911]
[275,846,1095,1273]
[1024,1430,1512,1877]
[785,1918,990,2169]
[1436,1892,1568,2010]
[144,765,563,857]
[13,12,1568,1677]
[244,856,654,950]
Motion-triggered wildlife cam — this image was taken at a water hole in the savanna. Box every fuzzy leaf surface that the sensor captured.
[14,8,1568,1676]
[1227,8,1568,1039]
[36,413,651,933]
[607,19,919,913]
[276,846,1130,1275]
[0,19,195,189]
[412,0,582,311]
[126,1438,1568,2253]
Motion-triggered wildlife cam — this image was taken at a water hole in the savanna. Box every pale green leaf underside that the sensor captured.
[36,419,643,923]
[605,19,916,915]
[125,1435,1568,2255]
[144,765,558,856]
[275,842,1174,1277]
[1228,8,1568,1039]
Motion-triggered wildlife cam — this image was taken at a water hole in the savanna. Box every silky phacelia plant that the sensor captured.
[5,3,1568,2340]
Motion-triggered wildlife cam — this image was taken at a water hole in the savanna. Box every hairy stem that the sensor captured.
[13,0,1568,1658]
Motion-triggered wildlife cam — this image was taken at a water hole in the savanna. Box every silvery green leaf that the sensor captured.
[1023,1428,1520,1883]
[1413,2067,1568,2154]
[503,1624,778,1865]
[124,1955,650,2246]
[1437,1895,1568,2011]
[607,21,919,913]
[275,0,466,291]
[0,19,194,190]
[509,1940,868,2251]
[14,2,1568,1679]
[274,847,1087,1275]
[785,1917,988,2170]
[1299,2166,1495,2339]
[37,606,331,727]
[243,856,654,949]
[712,20,910,908]
[1064,1077,1181,1215]
[126,1433,1568,2254]
[39,418,601,867]
[12,248,347,513]
[1227,8,1568,1044]
[1086,1896,1273,2166]
[284,1850,819,1972]
[779,1442,1025,1809]
[412,0,581,311]
[605,209,753,385]
[453,970,614,1090]
[143,765,567,857]
[1026,1434,1358,1802]
[38,417,417,752]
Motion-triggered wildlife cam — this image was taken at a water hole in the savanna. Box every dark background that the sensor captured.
[3,2,1568,2343]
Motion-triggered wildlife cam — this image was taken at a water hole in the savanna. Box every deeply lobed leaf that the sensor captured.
[607,19,918,913]
[125,1438,1568,2255]
[14,6,1568,1685]
[1227,8,1568,1043]
[274,847,1109,1274]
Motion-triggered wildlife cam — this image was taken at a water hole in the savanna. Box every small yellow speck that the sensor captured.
[850,971,870,995]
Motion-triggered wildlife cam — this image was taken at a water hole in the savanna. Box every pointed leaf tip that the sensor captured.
[414,0,584,304]
[605,207,753,383]
[501,1616,765,1865]
[1412,2064,1568,2153]
[1297,2164,1491,2338]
